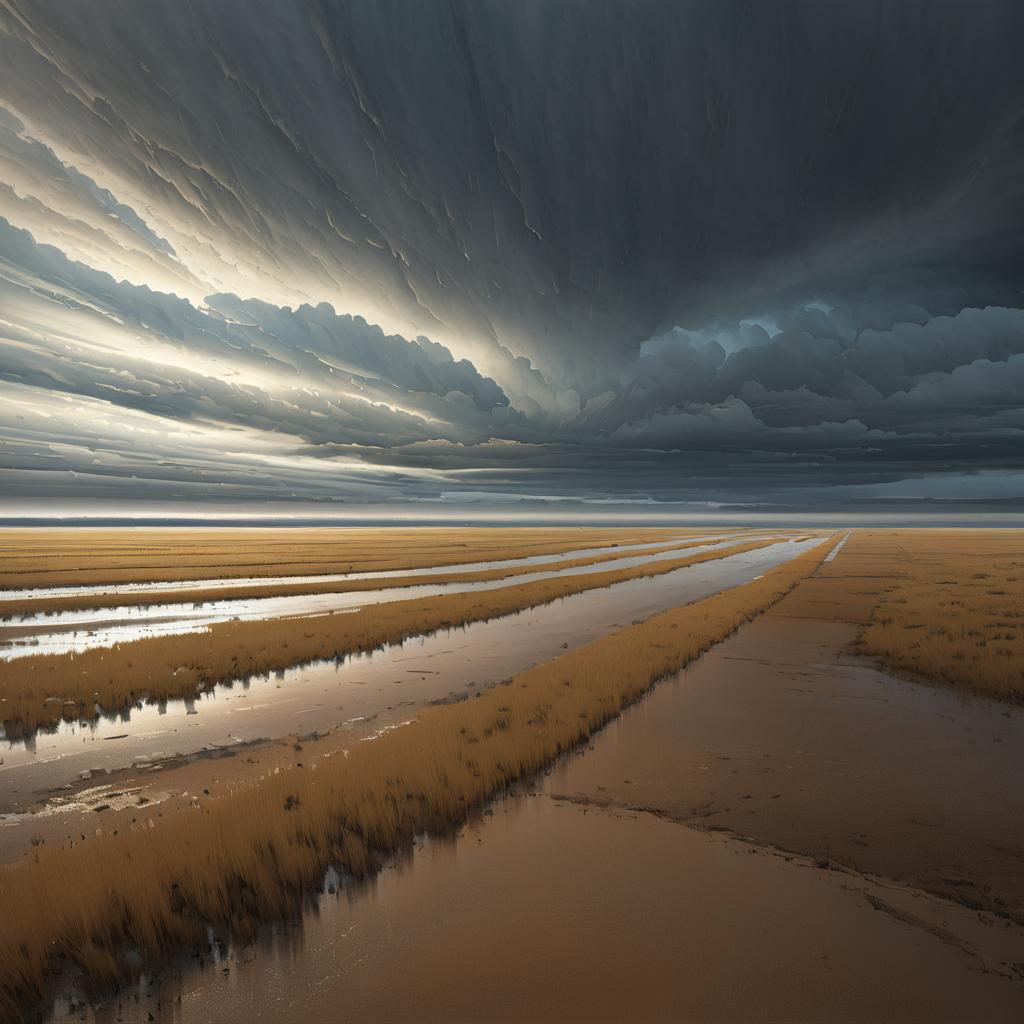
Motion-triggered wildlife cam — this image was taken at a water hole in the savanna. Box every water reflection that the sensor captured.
[2,535,726,603]
[0,539,824,799]
[0,536,770,659]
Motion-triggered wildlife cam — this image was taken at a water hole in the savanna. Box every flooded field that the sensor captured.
[1,526,1023,1022]
[0,536,813,807]
[0,534,758,659]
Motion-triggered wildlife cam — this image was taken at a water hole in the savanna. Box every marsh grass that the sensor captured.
[0,536,727,618]
[852,530,1024,700]
[0,539,779,736]
[0,538,836,1021]
[774,528,1024,701]
[0,527,699,589]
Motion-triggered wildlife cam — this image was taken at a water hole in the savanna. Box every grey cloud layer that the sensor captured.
[3,215,1023,507]
[1,1,1023,509]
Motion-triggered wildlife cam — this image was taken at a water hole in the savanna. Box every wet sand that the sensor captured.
[547,602,1024,919]
[62,794,1024,1024]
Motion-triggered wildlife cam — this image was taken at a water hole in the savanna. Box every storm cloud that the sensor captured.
[1,0,1024,514]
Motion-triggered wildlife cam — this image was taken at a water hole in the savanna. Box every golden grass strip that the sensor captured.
[0,538,778,736]
[853,529,1024,701]
[0,536,837,1020]
[0,536,728,619]
[0,527,701,589]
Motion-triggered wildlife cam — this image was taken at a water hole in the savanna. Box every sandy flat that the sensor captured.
[548,602,1024,920]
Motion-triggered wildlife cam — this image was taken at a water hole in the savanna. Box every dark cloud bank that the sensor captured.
[1,0,1024,519]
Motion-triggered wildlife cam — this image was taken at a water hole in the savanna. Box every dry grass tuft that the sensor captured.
[852,530,1024,700]
[0,537,837,1020]
[0,539,778,736]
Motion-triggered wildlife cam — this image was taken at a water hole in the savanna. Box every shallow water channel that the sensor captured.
[0,535,725,604]
[0,537,822,802]
[0,534,758,659]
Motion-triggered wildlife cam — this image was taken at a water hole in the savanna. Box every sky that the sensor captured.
[2,0,1024,519]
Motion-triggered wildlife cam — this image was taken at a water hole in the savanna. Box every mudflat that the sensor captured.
[548,595,1024,923]
[75,792,1024,1024]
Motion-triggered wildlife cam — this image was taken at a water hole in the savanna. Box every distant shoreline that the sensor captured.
[1,515,1023,529]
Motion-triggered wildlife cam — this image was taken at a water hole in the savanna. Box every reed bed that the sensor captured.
[0,539,778,736]
[0,527,699,589]
[0,536,728,619]
[853,529,1024,701]
[0,537,837,1020]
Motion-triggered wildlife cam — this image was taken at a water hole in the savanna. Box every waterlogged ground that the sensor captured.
[0,535,753,657]
[2,527,1023,1022]
[0,537,815,828]
[50,608,1024,1023]
[70,793,1024,1024]
[0,536,718,603]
